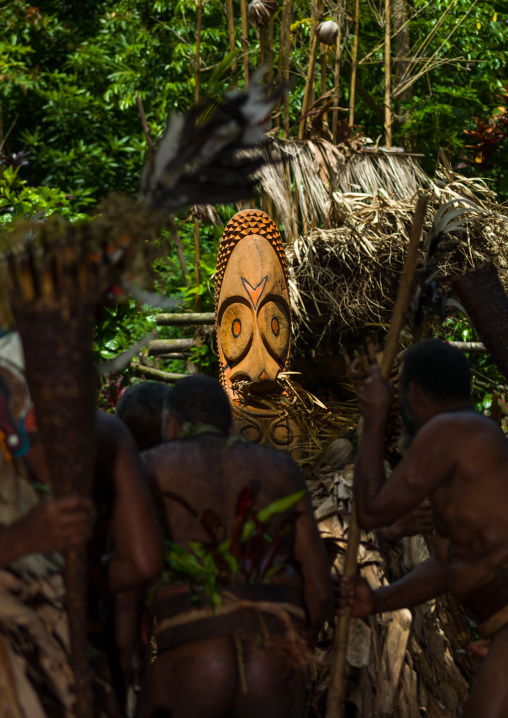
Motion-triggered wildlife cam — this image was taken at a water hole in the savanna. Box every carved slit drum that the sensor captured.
[215,209,298,455]
[215,209,291,397]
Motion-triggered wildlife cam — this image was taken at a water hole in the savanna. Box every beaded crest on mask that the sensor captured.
[214,209,289,312]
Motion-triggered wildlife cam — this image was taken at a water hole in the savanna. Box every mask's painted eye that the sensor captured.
[219,303,253,363]
[232,318,242,338]
[258,301,290,361]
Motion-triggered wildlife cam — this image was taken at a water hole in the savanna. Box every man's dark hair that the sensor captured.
[167,375,232,434]
[400,339,472,402]
[117,381,171,451]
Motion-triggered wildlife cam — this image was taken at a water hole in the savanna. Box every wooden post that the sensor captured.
[332,9,342,143]
[226,0,237,79]
[283,0,292,137]
[240,0,250,86]
[384,0,392,146]
[325,196,429,718]
[349,0,360,128]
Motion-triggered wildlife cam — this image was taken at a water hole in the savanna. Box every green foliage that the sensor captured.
[155,487,305,608]
[2,0,508,379]
[0,165,92,224]
[437,317,507,415]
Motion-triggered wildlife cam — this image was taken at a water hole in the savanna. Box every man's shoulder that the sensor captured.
[427,409,500,435]
[141,437,303,479]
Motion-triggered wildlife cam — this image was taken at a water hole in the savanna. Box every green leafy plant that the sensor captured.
[156,486,305,608]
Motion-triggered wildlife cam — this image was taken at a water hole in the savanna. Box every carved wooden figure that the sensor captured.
[215,209,299,453]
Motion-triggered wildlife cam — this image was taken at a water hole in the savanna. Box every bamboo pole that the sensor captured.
[195,0,203,103]
[275,0,288,130]
[349,0,360,127]
[226,0,237,79]
[283,0,292,137]
[298,31,319,139]
[332,9,342,143]
[260,26,266,67]
[384,0,392,146]
[240,0,250,86]
[267,17,275,86]
[317,0,327,129]
[325,195,429,718]
[194,0,202,311]
[194,216,201,311]
[167,217,190,287]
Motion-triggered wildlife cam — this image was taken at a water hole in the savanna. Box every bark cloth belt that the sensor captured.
[464,564,508,637]
[153,585,307,654]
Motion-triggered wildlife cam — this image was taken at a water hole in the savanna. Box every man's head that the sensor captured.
[399,339,472,448]
[117,381,171,451]
[165,375,232,437]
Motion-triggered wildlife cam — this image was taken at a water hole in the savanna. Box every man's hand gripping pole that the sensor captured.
[325,195,429,718]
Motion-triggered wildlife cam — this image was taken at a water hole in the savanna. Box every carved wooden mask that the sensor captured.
[215,210,290,400]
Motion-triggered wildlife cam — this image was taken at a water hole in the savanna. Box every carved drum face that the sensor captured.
[216,212,290,398]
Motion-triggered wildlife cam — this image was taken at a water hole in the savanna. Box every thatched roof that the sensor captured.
[259,136,429,236]
[284,169,508,345]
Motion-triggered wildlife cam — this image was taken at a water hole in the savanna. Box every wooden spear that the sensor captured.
[349,0,360,128]
[325,194,429,718]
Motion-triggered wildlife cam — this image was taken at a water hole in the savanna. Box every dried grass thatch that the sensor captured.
[285,170,508,344]
[258,136,429,237]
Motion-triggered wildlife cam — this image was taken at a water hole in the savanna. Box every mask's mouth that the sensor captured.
[231,374,282,400]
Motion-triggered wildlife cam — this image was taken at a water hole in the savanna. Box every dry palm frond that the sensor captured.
[285,169,508,344]
[256,136,428,239]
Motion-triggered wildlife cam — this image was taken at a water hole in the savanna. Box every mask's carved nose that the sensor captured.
[258,370,268,381]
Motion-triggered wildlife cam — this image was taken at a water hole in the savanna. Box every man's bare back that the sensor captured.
[136,376,331,718]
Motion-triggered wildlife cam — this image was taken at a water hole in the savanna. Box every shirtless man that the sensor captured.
[340,339,508,718]
[137,374,332,718]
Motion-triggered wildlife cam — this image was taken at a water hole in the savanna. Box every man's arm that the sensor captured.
[103,416,164,592]
[293,488,333,635]
[354,366,454,529]
[339,535,449,616]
